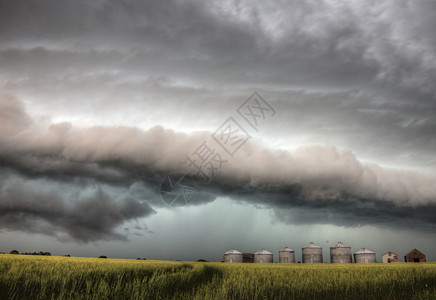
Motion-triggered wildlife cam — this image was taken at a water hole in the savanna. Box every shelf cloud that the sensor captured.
[1,96,435,240]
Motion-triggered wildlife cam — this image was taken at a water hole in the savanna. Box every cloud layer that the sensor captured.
[1,0,436,172]
[1,96,435,240]
[0,177,155,242]
[1,0,436,243]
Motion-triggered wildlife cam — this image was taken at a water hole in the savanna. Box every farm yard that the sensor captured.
[0,254,435,299]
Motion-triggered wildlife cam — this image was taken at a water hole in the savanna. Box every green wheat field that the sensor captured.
[0,254,435,299]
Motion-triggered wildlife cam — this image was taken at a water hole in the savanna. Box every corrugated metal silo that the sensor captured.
[254,249,273,263]
[330,242,352,263]
[354,248,376,263]
[302,242,323,263]
[223,249,243,263]
[279,247,295,263]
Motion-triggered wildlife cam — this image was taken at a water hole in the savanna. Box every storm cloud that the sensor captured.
[0,179,155,242]
[1,95,435,239]
[0,0,435,258]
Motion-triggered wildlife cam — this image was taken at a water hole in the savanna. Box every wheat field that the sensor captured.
[0,254,435,299]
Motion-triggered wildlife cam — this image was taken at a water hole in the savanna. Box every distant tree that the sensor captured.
[10,250,19,254]
[196,259,208,262]
[64,254,70,257]
[99,255,107,259]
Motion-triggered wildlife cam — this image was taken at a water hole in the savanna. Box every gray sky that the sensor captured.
[0,0,435,262]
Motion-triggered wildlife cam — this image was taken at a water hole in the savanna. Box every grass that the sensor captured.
[0,254,435,299]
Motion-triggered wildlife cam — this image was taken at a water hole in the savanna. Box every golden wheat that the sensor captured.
[0,254,435,299]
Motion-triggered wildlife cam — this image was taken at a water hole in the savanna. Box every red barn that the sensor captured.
[404,248,426,262]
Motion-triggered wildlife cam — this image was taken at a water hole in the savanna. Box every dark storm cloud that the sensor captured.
[1,96,436,237]
[219,185,436,233]
[2,95,435,207]
[0,97,160,241]
[1,0,436,241]
[1,0,436,97]
[1,0,435,173]
[0,179,156,242]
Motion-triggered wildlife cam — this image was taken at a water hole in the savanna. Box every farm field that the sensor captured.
[0,254,435,299]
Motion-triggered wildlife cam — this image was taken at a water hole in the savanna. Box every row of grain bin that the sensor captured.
[224,245,426,263]
[223,242,376,263]
[302,242,376,263]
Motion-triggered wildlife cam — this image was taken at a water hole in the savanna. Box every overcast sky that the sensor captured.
[0,0,435,262]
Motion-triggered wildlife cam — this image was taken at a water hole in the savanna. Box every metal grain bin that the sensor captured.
[254,249,273,263]
[302,242,323,263]
[354,248,376,263]
[330,242,352,263]
[223,249,243,263]
[279,247,295,263]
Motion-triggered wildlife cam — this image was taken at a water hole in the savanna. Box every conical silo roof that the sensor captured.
[303,242,321,248]
[225,249,242,255]
[280,247,294,252]
[354,248,375,254]
[332,242,350,248]
[255,249,272,255]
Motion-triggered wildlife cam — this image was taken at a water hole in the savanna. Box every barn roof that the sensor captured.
[405,248,426,257]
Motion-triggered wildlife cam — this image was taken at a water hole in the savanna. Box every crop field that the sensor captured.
[0,254,435,299]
